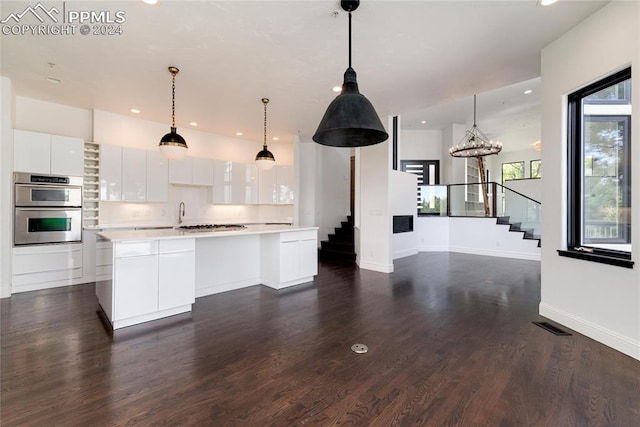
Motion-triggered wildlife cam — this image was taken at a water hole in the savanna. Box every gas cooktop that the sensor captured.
[177,224,246,232]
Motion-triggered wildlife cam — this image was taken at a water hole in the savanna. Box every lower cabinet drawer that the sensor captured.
[13,267,82,287]
[114,240,158,258]
[279,230,317,243]
[13,244,83,275]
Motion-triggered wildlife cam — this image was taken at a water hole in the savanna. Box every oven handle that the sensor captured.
[15,207,82,212]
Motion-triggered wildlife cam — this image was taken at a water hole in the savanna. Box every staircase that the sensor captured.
[497,216,541,247]
[319,216,356,264]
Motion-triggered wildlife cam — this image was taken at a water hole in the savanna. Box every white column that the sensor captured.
[356,116,393,273]
[0,77,14,298]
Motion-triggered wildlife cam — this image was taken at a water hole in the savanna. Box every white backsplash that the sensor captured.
[97,185,293,228]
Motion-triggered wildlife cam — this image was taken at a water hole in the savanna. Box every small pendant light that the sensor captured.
[159,66,188,160]
[255,97,276,170]
[313,0,388,147]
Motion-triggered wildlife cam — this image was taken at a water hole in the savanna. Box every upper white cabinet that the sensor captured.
[169,157,214,186]
[277,165,294,204]
[212,159,231,204]
[100,144,122,201]
[212,161,258,204]
[258,167,277,204]
[258,165,294,204]
[231,162,258,204]
[193,158,214,186]
[100,144,168,202]
[14,130,83,176]
[122,148,147,201]
[146,151,169,202]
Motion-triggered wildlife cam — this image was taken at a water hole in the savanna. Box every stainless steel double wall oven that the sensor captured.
[14,173,83,245]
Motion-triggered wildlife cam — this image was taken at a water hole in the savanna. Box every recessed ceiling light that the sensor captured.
[189,122,198,126]
[420,120,426,124]
[130,108,141,114]
[142,0,158,4]
[332,86,342,93]
[537,0,558,6]
[272,137,279,141]
[236,132,243,136]
[46,76,61,84]
[524,89,533,95]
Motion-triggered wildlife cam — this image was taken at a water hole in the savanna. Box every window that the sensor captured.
[400,160,439,215]
[502,161,524,186]
[530,160,541,178]
[562,67,632,268]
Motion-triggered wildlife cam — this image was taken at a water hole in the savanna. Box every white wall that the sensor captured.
[93,109,292,164]
[296,137,350,244]
[441,124,467,184]
[486,147,541,183]
[399,129,443,170]
[540,1,640,360]
[15,96,92,141]
[416,217,540,261]
[391,170,418,260]
[357,116,393,273]
[0,77,14,298]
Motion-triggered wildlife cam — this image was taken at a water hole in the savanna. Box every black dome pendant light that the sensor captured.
[255,98,276,170]
[159,66,188,160]
[313,0,388,148]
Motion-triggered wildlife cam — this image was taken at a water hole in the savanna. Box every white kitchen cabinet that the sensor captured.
[98,238,196,329]
[51,135,84,176]
[260,229,318,289]
[258,167,277,204]
[158,239,195,310]
[298,238,319,278]
[277,165,294,204]
[12,243,83,293]
[13,130,83,176]
[211,160,231,204]
[212,159,231,204]
[100,143,122,201]
[258,165,293,204]
[230,162,258,204]
[114,250,159,321]
[168,157,191,185]
[146,150,169,202]
[192,158,214,186]
[13,130,50,173]
[169,157,214,186]
[122,147,147,201]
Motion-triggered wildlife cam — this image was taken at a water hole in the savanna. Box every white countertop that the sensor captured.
[98,224,318,242]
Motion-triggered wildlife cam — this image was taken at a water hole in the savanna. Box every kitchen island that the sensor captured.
[96,225,318,329]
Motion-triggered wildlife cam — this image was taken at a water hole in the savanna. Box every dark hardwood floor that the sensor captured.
[2,253,639,426]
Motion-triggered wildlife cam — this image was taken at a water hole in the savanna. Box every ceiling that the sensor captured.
[0,0,607,147]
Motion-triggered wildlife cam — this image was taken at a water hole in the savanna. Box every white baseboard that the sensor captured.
[357,260,394,273]
[0,285,10,298]
[418,246,449,252]
[449,246,541,261]
[540,303,640,361]
[196,278,261,298]
[393,249,418,260]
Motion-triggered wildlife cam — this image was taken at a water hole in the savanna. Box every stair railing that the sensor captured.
[418,182,541,236]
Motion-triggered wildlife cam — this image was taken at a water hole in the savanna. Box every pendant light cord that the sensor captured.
[263,98,268,149]
[171,73,176,128]
[348,12,352,68]
[473,94,477,127]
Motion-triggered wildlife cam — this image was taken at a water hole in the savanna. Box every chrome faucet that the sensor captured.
[178,202,185,224]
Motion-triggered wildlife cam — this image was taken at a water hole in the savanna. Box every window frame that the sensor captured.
[400,159,440,217]
[560,67,633,268]
[530,159,541,179]
[501,161,525,186]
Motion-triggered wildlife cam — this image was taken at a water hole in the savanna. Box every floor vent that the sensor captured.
[532,321,572,336]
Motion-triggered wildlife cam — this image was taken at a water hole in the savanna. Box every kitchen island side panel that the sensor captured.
[195,234,261,297]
